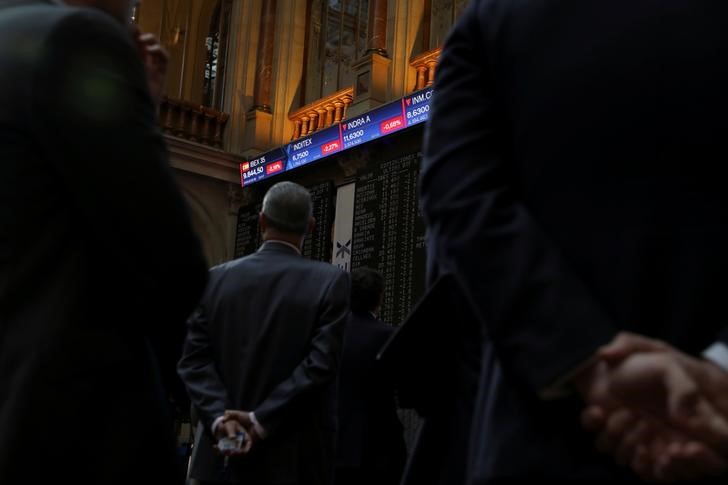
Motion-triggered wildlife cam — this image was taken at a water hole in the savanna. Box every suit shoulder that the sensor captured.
[314,259,347,275]
[44,7,135,50]
[1,4,129,43]
[209,256,250,274]
[312,260,349,284]
[3,4,141,94]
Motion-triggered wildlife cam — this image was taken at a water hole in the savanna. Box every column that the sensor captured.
[366,0,388,57]
[251,0,277,112]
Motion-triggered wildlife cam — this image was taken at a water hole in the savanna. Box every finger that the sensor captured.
[662,363,700,422]
[224,410,252,427]
[660,443,695,482]
[655,441,685,483]
[145,44,166,54]
[595,408,634,454]
[675,442,718,480]
[581,405,606,432]
[631,444,658,482]
[137,32,159,45]
[145,46,169,65]
[241,432,253,454]
[683,441,728,476]
[678,399,728,455]
[616,418,652,466]
[224,410,244,420]
[225,420,242,439]
[599,333,670,364]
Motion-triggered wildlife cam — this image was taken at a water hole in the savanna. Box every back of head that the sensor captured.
[261,181,312,236]
[350,267,383,315]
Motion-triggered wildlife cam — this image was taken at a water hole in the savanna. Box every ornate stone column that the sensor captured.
[349,0,391,117]
[251,0,277,112]
[366,0,388,57]
[243,0,276,154]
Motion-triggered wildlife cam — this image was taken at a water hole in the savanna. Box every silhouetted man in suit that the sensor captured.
[178,181,350,485]
[0,1,208,483]
[334,267,406,485]
[385,0,728,483]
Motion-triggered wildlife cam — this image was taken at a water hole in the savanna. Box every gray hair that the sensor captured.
[261,181,312,235]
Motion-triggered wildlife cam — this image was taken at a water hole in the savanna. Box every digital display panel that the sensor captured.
[404,87,433,127]
[341,97,406,149]
[240,87,433,187]
[285,124,343,170]
[240,147,287,187]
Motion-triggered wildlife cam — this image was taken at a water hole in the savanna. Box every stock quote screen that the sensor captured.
[240,87,433,187]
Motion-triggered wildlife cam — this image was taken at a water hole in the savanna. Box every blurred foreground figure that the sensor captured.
[0,1,208,483]
[385,0,728,483]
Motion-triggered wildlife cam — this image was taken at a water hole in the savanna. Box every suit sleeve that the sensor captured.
[31,11,208,332]
[254,270,350,438]
[420,0,617,395]
[176,294,229,432]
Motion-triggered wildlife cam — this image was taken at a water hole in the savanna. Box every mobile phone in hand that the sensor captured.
[217,431,246,454]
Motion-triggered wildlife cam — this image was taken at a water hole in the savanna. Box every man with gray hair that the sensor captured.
[178,181,350,485]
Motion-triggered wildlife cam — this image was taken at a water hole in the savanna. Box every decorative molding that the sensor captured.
[288,86,354,140]
[165,135,242,184]
[409,46,441,91]
[159,96,230,148]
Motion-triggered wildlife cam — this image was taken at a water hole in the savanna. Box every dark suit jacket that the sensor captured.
[0,1,208,483]
[178,241,350,484]
[335,312,405,477]
[394,0,728,483]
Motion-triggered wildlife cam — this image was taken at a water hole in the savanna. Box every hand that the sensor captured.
[130,26,168,103]
[583,404,728,481]
[580,333,728,481]
[213,410,254,455]
[601,333,728,452]
[572,359,621,413]
[225,409,264,443]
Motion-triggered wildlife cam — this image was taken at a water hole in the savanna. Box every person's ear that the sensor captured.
[259,213,268,234]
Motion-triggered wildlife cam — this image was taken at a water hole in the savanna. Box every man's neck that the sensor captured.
[264,239,302,254]
[263,230,304,251]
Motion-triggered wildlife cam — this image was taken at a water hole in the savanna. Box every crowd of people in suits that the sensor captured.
[4,0,728,484]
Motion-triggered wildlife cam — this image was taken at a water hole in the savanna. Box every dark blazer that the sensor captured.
[334,312,405,483]
[0,1,208,483]
[392,0,728,483]
[178,241,350,484]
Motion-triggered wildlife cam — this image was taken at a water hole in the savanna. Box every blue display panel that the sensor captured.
[341,97,407,149]
[240,147,286,187]
[285,124,343,169]
[404,87,433,127]
[240,87,433,187]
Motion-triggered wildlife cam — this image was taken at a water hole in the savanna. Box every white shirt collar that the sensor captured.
[263,239,302,255]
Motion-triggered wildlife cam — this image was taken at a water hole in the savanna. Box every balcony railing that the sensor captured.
[410,47,442,91]
[159,96,229,149]
[288,87,354,141]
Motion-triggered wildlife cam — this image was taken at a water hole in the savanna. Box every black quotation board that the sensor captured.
[302,181,335,262]
[234,182,334,262]
[351,152,426,325]
[234,201,262,259]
